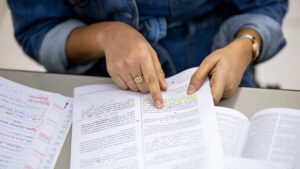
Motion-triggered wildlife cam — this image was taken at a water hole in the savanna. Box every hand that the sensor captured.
[99,22,167,108]
[187,38,253,104]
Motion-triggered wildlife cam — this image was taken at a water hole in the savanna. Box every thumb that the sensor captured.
[188,56,218,94]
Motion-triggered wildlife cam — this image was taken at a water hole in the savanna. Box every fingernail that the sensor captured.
[187,84,195,94]
[155,100,163,109]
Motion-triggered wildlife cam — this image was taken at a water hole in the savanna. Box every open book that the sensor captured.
[216,106,300,169]
[0,77,72,169]
[71,68,224,169]
[1,67,299,169]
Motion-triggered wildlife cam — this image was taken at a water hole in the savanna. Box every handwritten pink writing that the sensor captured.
[27,95,50,106]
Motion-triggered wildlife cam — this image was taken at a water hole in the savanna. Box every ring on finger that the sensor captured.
[134,75,144,83]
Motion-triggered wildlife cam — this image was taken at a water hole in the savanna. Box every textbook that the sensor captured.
[71,68,224,169]
[71,67,300,169]
[216,106,300,169]
[0,77,72,169]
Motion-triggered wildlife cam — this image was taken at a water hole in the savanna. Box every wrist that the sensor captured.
[66,25,104,65]
[228,38,253,66]
[235,28,262,62]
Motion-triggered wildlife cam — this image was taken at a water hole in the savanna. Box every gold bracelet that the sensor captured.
[236,34,260,62]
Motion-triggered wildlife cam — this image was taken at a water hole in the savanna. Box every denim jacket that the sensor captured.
[8,0,288,87]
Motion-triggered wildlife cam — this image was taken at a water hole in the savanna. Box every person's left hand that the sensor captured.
[187,38,253,104]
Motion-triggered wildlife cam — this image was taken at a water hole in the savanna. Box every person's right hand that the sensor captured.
[99,22,167,108]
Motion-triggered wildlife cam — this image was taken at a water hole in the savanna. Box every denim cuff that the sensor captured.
[39,19,97,74]
[212,14,286,63]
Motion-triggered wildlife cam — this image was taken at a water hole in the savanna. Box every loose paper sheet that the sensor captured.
[0,77,72,169]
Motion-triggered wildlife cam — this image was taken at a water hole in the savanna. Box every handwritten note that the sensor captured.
[0,77,72,169]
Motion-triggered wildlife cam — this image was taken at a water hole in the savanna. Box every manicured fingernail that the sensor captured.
[155,100,163,109]
[187,84,195,94]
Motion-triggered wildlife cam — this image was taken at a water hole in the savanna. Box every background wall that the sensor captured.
[256,0,300,90]
[0,0,45,72]
[0,0,299,90]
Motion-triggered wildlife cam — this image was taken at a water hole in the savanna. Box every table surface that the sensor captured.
[0,69,299,169]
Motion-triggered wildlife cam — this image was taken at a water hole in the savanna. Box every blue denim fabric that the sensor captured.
[8,0,288,87]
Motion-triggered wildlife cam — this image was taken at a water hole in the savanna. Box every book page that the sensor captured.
[224,156,288,169]
[71,67,223,169]
[215,107,250,156]
[241,108,300,169]
[0,77,72,169]
[72,88,144,169]
[141,68,223,169]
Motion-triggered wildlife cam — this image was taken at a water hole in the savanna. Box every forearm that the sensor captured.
[213,0,287,63]
[66,21,122,66]
[66,26,103,66]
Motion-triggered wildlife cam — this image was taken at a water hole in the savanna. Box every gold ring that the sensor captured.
[134,75,144,83]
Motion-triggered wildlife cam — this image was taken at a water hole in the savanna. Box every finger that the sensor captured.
[148,46,167,91]
[130,68,149,93]
[210,71,226,105]
[141,57,163,109]
[111,75,128,90]
[119,72,139,92]
[134,78,148,93]
[187,55,218,94]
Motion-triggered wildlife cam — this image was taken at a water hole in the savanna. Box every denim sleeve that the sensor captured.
[212,0,288,63]
[8,0,96,74]
[39,19,97,73]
